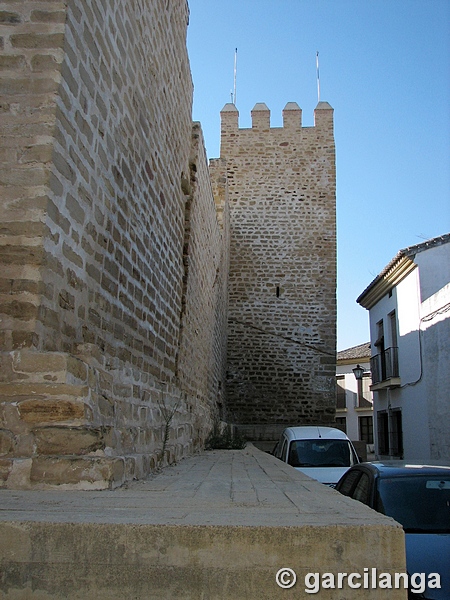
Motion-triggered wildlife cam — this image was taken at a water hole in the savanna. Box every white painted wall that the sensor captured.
[369,267,431,459]
[421,282,450,459]
[415,242,450,303]
[336,361,373,445]
[368,244,450,461]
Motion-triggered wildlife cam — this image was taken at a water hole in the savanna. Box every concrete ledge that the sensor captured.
[0,522,406,599]
[0,445,407,599]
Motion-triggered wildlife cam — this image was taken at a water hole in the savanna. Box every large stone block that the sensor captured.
[30,455,125,489]
[0,429,15,456]
[0,458,13,482]
[33,426,111,455]
[11,350,67,378]
[17,398,87,424]
[10,33,65,49]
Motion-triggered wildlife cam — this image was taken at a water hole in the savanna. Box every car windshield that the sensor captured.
[376,475,450,533]
[288,439,356,468]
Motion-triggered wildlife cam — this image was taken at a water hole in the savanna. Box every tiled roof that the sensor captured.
[357,233,450,306]
[337,342,371,362]
[401,232,450,259]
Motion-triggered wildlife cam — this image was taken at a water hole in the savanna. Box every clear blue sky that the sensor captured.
[186,0,450,351]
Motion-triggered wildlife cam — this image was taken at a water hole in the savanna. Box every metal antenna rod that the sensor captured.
[316,51,320,103]
[233,48,238,105]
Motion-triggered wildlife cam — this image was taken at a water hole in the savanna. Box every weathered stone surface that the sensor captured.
[0,0,337,487]
[0,0,227,488]
[220,102,336,435]
[30,455,125,488]
[0,459,13,482]
[0,430,15,456]
[0,300,37,320]
[33,426,110,455]
[0,522,408,599]
[17,398,86,424]
[0,11,21,25]
[0,355,16,383]
[11,350,67,377]
[10,33,65,49]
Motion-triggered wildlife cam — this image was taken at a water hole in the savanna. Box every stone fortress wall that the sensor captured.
[0,0,229,489]
[221,102,336,439]
[0,0,335,488]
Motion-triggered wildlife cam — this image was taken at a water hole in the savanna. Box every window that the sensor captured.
[375,320,386,381]
[287,439,357,468]
[280,438,287,461]
[371,316,399,384]
[390,409,403,458]
[377,411,389,455]
[389,310,399,377]
[359,416,373,444]
[352,472,371,504]
[389,310,398,347]
[335,417,347,433]
[273,437,287,460]
[375,320,384,349]
[336,375,346,409]
[377,409,403,457]
[338,469,361,496]
[377,475,450,533]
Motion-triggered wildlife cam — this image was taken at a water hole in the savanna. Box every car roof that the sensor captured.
[283,426,350,441]
[353,461,450,478]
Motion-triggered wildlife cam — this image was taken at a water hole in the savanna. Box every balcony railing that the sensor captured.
[370,347,399,385]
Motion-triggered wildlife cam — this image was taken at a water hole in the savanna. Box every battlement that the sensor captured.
[220,101,333,134]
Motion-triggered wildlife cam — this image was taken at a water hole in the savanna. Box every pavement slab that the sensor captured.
[0,444,397,528]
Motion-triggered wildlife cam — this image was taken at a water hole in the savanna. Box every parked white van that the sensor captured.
[272,426,359,486]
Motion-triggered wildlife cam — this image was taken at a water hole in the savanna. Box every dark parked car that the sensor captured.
[335,462,450,599]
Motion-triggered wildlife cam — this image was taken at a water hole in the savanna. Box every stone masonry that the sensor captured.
[221,102,336,440]
[0,0,229,488]
[0,0,336,487]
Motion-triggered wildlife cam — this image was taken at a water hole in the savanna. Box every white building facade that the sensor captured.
[357,234,450,461]
[336,343,374,456]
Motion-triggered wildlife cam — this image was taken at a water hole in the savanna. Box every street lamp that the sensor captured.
[352,364,365,409]
[352,364,365,381]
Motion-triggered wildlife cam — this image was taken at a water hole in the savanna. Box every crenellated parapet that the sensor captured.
[314,100,334,130]
[220,101,333,132]
[250,102,271,130]
[283,102,302,129]
[220,101,334,159]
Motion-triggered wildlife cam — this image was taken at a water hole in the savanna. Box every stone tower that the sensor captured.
[220,101,336,440]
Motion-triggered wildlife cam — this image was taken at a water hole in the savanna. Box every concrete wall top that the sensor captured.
[0,446,407,599]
